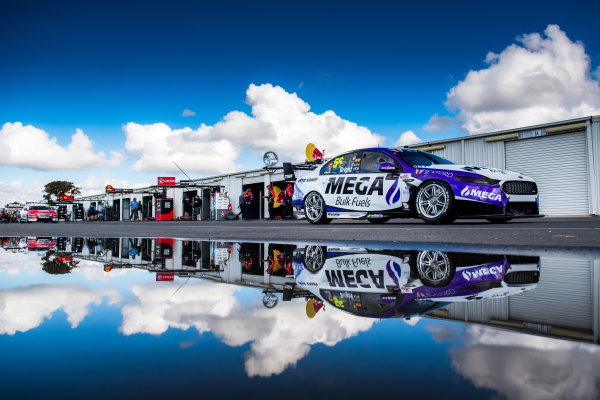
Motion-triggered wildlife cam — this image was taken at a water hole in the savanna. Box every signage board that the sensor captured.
[156,272,175,281]
[158,177,177,186]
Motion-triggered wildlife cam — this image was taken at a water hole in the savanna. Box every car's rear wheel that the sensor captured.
[304,245,327,272]
[415,181,455,224]
[415,250,455,287]
[304,192,331,224]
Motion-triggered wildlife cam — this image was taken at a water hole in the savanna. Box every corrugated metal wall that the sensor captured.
[446,297,509,322]
[509,258,593,330]
[464,138,505,168]
[505,132,590,215]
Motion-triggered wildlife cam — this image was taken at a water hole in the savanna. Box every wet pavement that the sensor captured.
[0,236,598,399]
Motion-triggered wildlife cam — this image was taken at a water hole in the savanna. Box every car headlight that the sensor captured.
[455,175,500,186]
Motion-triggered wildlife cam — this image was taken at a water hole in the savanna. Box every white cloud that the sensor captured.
[124,83,384,174]
[0,179,43,207]
[0,122,125,170]
[120,281,374,377]
[0,284,120,335]
[450,326,600,400]
[77,173,151,197]
[423,113,453,132]
[446,25,600,134]
[182,109,196,117]
[394,130,422,147]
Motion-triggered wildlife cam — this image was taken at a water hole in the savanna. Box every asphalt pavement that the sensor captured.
[1,216,599,258]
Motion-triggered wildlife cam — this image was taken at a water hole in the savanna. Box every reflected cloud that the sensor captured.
[450,326,600,400]
[120,281,374,377]
[0,284,121,335]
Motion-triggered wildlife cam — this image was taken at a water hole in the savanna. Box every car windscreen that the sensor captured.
[390,149,454,167]
[30,206,51,211]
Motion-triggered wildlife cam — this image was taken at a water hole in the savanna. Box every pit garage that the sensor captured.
[409,116,600,216]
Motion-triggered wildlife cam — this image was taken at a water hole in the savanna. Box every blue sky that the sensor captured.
[1,0,600,203]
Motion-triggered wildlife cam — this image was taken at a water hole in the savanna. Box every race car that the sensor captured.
[18,204,58,223]
[292,246,540,319]
[293,147,541,224]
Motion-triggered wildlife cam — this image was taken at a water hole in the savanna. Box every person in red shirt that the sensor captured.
[263,185,276,219]
[283,183,294,220]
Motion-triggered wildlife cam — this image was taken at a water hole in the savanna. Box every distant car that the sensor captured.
[293,147,541,224]
[18,204,58,223]
[292,246,540,319]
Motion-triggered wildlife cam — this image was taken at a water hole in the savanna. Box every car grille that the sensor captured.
[502,181,537,195]
[504,271,540,285]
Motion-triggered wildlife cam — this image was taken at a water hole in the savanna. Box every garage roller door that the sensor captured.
[505,132,589,215]
[509,258,592,330]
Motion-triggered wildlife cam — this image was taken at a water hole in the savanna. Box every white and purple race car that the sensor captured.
[293,147,541,224]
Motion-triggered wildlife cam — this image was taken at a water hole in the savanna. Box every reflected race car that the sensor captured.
[293,147,541,224]
[292,246,540,319]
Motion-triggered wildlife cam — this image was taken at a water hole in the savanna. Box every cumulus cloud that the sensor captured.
[450,326,600,400]
[124,84,384,174]
[182,109,196,117]
[0,122,125,170]
[0,179,43,208]
[77,173,151,197]
[120,281,374,377]
[423,113,453,132]
[0,284,120,335]
[394,130,422,147]
[446,24,600,134]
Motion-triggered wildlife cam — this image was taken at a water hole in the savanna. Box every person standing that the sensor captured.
[239,191,247,220]
[263,185,275,219]
[244,188,254,220]
[283,183,294,220]
[193,194,202,221]
[129,198,140,221]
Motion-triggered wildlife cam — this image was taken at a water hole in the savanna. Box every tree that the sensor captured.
[43,180,81,201]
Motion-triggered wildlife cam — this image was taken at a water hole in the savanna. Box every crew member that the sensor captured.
[129,198,140,221]
[263,185,275,219]
[283,183,294,220]
[193,194,202,221]
[244,188,254,220]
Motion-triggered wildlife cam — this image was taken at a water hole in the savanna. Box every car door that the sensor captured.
[358,150,409,212]
[318,151,360,210]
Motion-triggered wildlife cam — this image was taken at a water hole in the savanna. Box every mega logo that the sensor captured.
[462,263,504,281]
[325,269,384,289]
[325,177,384,196]
[460,186,502,201]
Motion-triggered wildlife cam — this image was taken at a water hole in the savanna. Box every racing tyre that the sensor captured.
[304,192,331,224]
[367,217,391,224]
[486,217,512,223]
[415,181,455,224]
[304,245,327,273]
[415,250,455,287]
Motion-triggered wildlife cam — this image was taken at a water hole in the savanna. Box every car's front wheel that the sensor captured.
[415,250,455,287]
[304,192,331,224]
[415,181,455,224]
[304,245,327,272]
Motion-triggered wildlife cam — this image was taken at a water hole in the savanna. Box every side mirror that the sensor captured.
[378,162,398,172]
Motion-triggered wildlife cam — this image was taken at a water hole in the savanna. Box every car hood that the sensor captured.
[417,164,535,182]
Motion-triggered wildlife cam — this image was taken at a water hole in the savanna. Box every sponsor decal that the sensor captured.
[460,186,502,202]
[156,272,175,281]
[325,176,384,196]
[325,269,384,289]
[415,169,453,178]
[462,263,504,281]
[335,257,372,268]
[385,179,402,205]
[385,260,403,287]
[380,296,397,303]
[297,177,318,183]
[335,196,371,207]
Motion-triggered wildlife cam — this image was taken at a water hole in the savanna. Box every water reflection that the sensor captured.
[0,236,598,398]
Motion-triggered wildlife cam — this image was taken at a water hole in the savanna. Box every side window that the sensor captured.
[320,152,360,175]
[359,151,401,173]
